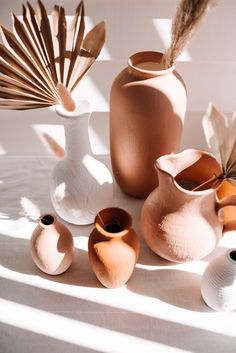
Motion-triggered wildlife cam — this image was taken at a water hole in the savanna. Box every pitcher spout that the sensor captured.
[155,149,221,193]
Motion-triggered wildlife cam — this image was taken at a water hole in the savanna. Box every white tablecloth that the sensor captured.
[0,155,236,353]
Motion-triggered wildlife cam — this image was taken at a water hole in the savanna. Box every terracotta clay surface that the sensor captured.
[110,51,187,197]
[88,207,140,288]
[30,214,74,275]
[217,180,236,230]
[141,149,236,262]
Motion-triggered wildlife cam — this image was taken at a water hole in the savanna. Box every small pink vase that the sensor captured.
[141,149,236,262]
[30,214,74,275]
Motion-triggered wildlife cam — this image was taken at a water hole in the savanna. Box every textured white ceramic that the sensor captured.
[50,99,113,225]
[201,248,236,311]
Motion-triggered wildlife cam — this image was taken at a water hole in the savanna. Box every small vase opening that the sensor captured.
[95,207,132,237]
[229,250,236,262]
[40,214,55,226]
[104,223,123,233]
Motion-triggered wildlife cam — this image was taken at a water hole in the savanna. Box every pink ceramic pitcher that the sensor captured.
[141,149,236,263]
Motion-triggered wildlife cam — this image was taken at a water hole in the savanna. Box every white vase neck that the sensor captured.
[64,113,92,161]
[56,100,92,162]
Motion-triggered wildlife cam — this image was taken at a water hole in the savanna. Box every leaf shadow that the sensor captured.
[0,234,100,288]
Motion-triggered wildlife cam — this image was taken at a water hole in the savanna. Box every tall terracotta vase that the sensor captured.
[50,99,113,225]
[30,214,74,275]
[110,51,187,197]
[201,248,236,311]
[88,207,140,288]
[141,149,236,263]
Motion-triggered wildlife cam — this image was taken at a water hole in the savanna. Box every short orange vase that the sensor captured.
[30,214,74,275]
[88,207,140,288]
[110,51,187,197]
[217,180,236,230]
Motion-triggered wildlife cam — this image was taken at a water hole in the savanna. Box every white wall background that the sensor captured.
[0,0,236,155]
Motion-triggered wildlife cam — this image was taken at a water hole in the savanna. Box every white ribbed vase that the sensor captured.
[201,248,236,311]
[50,100,113,225]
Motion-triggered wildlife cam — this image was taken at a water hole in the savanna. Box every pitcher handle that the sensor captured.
[217,195,236,231]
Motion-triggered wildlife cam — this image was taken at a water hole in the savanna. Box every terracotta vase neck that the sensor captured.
[128,51,174,79]
[95,207,132,239]
[56,100,92,162]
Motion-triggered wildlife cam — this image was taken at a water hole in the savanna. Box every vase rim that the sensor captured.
[39,214,55,227]
[227,248,236,264]
[128,51,174,78]
[55,98,91,120]
[95,207,132,238]
[155,148,220,197]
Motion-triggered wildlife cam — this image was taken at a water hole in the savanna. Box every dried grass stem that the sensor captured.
[162,0,214,68]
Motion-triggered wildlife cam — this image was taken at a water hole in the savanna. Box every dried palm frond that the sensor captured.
[162,0,215,68]
[194,103,236,191]
[0,0,105,111]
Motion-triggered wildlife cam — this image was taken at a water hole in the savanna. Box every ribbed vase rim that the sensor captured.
[227,248,236,264]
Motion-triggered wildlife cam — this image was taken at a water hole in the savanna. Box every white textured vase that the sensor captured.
[50,99,113,225]
[201,248,236,311]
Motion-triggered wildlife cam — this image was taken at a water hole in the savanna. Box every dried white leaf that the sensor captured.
[202,102,236,186]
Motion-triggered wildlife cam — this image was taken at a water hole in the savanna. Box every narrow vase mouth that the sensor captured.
[155,148,221,196]
[55,98,91,120]
[128,51,174,78]
[95,207,132,238]
[227,249,236,264]
[39,214,55,227]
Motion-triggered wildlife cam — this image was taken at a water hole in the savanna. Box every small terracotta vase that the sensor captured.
[88,207,140,288]
[201,249,236,311]
[110,51,187,197]
[30,214,74,275]
[217,180,236,230]
[141,149,236,263]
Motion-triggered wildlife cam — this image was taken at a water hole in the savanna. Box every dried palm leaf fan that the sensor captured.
[0,0,105,112]
[193,103,236,191]
[161,0,215,69]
